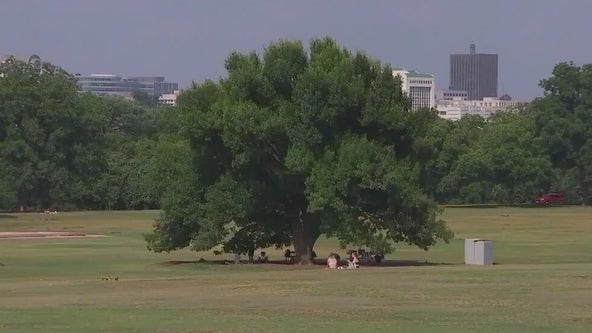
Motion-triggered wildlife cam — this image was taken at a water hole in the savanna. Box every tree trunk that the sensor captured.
[291,214,321,265]
[578,167,589,206]
[581,185,590,206]
[18,188,25,212]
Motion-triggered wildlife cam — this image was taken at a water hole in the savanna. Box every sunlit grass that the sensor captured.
[1,207,591,332]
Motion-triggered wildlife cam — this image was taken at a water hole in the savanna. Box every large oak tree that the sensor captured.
[145,38,452,262]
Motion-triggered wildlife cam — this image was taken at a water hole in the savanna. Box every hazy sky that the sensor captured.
[2,0,591,101]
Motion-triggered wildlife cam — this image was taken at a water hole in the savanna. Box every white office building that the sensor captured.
[158,90,181,106]
[76,74,178,98]
[436,97,526,121]
[437,89,469,101]
[393,69,436,111]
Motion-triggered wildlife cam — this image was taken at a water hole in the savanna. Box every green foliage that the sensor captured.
[439,113,553,204]
[3,38,591,259]
[0,158,17,208]
[368,233,394,256]
[131,90,157,107]
[420,61,592,206]
[0,59,185,211]
[101,96,164,139]
[528,62,592,203]
[0,60,109,209]
[146,37,453,261]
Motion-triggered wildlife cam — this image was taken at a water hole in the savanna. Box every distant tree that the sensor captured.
[0,60,108,210]
[146,38,453,263]
[131,90,156,107]
[101,96,161,138]
[128,135,192,209]
[529,62,592,204]
[440,113,554,204]
[92,94,184,210]
[0,158,17,209]
[404,108,455,200]
[430,115,485,203]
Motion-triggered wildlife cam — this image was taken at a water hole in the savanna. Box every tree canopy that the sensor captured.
[145,38,453,262]
[529,62,592,203]
[2,39,591,263]
[0,58,186,211]
[0,59,108,209]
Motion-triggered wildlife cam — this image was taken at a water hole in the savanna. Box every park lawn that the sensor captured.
[0,207,591,333]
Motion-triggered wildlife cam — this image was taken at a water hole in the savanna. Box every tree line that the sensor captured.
[1,39,590,260]
[0,57,188,211]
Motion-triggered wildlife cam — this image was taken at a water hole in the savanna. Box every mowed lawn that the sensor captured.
[0,207,591,333]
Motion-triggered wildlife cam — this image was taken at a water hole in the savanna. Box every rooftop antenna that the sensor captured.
[470,41,476,54]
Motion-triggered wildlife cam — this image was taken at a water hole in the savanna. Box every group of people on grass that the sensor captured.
[246,248,268,264]
[231,248,362,269]
[327,250,360,269]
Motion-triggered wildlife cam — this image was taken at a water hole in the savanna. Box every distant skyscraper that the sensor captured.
[449,43,498,100]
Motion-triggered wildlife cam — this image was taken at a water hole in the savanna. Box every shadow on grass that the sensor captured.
[357,259,452,267]
[0,214,18,219]
[441,203,578,209]
[163,259,452,268]
[165,260,202,265]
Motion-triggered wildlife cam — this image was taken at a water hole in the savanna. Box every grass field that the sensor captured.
[1,207,591,332]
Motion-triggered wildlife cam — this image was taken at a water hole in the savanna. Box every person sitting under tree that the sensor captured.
[326,253,338,269]
[347,250,360,269]
[284,249,295,262]
[258,251,268,263]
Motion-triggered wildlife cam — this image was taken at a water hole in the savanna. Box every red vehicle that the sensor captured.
[535,192,565,205]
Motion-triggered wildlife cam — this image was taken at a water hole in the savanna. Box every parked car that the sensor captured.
[535,192,565,205]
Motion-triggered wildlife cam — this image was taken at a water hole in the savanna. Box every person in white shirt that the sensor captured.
[258,251,268,263]
[327,253,338,269]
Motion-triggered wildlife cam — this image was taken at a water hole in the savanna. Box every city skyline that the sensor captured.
[2,0,592,101]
